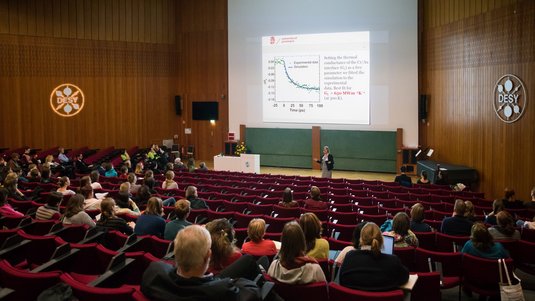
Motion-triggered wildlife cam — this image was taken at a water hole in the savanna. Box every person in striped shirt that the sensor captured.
[36,191,63,220]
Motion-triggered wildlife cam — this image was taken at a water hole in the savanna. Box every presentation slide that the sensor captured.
[262,32,370,124]
[228,0,418,147]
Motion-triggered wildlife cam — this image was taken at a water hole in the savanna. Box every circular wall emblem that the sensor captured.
[50,83,85,117]
[493,74,527,123]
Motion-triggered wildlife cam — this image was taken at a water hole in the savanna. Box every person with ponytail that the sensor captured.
[96,198,134,234]
[268,221,326,284]
[488,211,520,240]
[339,222,409,291]
[205,218,242,275]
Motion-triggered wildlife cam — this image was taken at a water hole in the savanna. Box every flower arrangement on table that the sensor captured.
[234,141,248,156]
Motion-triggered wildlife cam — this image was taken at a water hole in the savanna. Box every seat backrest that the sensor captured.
[413,247,462,277]
[412,231,436,250]
[60,273,135,301]
[435,232,469,252]
[328,282,404,301]
[273,281,328,301]
[0,259,61,300]
[393,247,415,271]
[462,253,514,294]
[410,272,441,301]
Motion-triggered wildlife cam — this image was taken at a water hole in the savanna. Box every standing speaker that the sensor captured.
[419,95,428,120]
[175,95,182,115]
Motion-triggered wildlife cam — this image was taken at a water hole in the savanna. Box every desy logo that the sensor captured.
[50,83,85,117]
[493,74,527,123]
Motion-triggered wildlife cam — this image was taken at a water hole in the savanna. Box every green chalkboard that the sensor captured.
[245,128,397,172]
[321,130,396,172]
[246,128,312,168]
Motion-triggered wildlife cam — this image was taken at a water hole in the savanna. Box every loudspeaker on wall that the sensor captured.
[175,95,182,115]
[419,95,428,120]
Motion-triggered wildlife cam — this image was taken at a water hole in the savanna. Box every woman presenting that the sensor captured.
[316,146,334,178]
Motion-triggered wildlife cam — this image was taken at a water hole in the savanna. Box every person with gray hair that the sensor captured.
[141,225,281,301]
[441,199,473,236]
[315,145,334,178]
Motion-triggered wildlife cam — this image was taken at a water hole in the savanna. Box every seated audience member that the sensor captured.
[118,165,129,180]
[242,218,277,257]
[80,184,101,210]
[78,175,92,190]
[103,162,118,178]
[187,158,196,172]
[461,222,509,259]
[62,194,96,227]
[485,199,504,225]
[206,218,242,275]
[3,172,26,200]
[0,187,24,218]
[464,200,476,222]
[115,191,141,216]
[383,212,419,247]
[120,149,131,170]
[7,153,20,172]
[57,176,76,196]
[89,170,102,190]
[40,166,52,184]
[394,166,413,187]
[299,213,329,259]
[198,162,209,171]
[134,162,144,176]
[164,199,192,241]
[488,211,520,240]
[268,221,326,284]
[141,225,277,301]
[523,187,535,210]
[74,153,92,174]
[119,182,132,196]
[0,157,7,183]
[134,197,165,237]
[127,173,141,194]
[409,203,432,232]
[339,222,409,291]
[36,191,63,220]
[143,171,157,193]
[174,157,185,169]
[278,187,299,208]
[303,186,328,210]
[185,185,209,209]
[96,198,134,234]
[162,170,179,190]
[441,199,473,236]
[133,185,152,207]
[334,222,366,266]
[502,187,525,209]
[27,166,41,182]
[58,147,70,165]
[416,170,430,184]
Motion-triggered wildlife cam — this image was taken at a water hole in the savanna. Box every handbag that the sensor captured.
[498,258,525,301]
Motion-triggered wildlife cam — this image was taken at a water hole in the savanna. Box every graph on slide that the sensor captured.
[272,56,320,102]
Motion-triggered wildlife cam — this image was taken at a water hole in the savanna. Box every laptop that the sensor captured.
[381,235,395,255]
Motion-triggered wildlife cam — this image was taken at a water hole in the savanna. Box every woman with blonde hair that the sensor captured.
[241,218,277,257]
[161,170,178,190]
[409,203,432,232]
[205,218,242,275]
[340,222,409,291]
[299,212,329,259]
[268,221,326,284]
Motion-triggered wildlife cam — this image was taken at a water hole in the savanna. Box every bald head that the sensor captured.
[174,225,212,275]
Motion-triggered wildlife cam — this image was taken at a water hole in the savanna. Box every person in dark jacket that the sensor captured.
[141,224,281,301]
[339,222,409,291]
[441,199,473,236]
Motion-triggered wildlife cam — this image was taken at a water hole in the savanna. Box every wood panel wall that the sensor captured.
[0,0,230,160]
[419,0,535,200]
[0,0,176,44]
[175,0,228,161]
